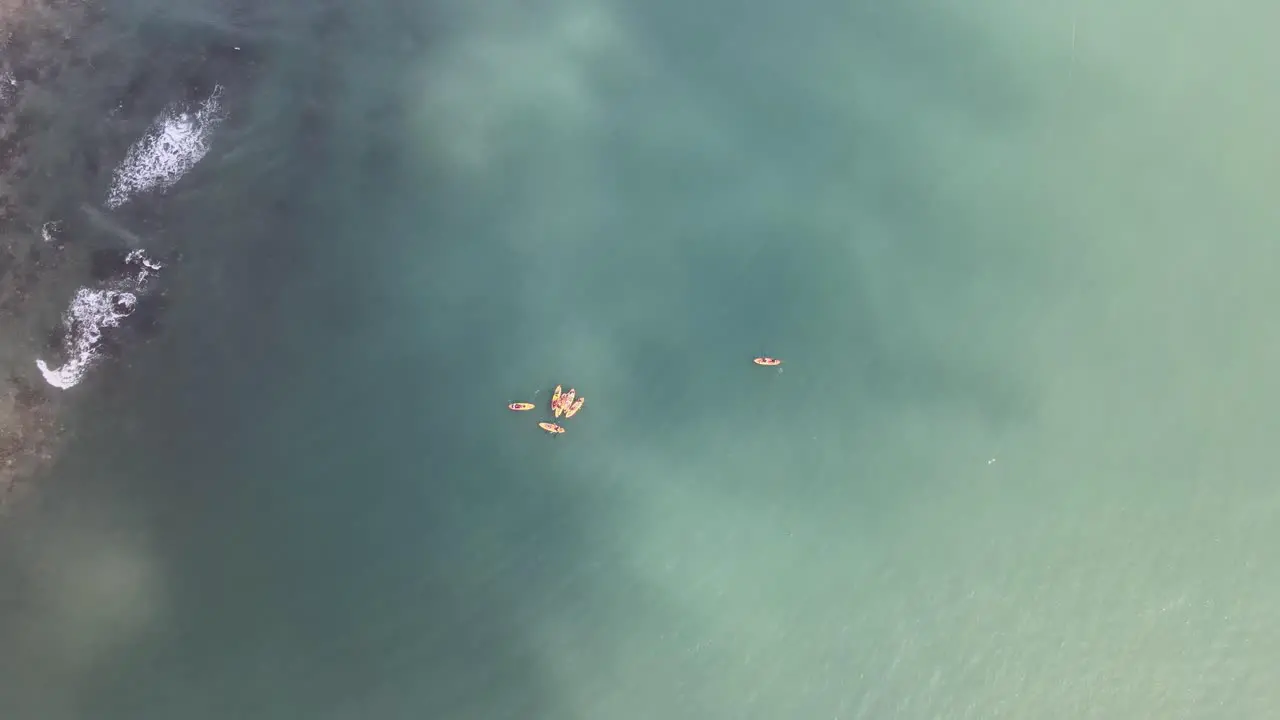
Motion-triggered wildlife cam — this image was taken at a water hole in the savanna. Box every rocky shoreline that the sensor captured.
[0,0,289,515]
[0,0,192,515]
[0,0,94,514]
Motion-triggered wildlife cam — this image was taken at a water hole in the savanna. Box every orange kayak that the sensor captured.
[508,402,535,411]
[551,385,564,416]
[753,356,783,366]
[556,388,576,418]
[538,421,566,434]
[563,396,585,419]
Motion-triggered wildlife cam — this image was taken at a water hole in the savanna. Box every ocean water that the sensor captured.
[3,0,1280,717]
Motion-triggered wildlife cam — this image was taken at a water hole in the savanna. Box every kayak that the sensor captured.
[563,396,585,419]
[507,402,535,411]
[556,388,576,418]
[538,422,566,434]
[753,356,783,366]
[551,385,564,416]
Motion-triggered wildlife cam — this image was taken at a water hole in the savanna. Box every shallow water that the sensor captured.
[2,0,1280,717]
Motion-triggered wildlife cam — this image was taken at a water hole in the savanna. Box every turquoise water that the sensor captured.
[4,0,1280,717]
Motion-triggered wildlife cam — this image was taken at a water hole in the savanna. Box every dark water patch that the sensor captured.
[0,3,590,717]
[91,292,168,361]
[41,232,578,720]
[88,247,135,282]
[8,8,265,234]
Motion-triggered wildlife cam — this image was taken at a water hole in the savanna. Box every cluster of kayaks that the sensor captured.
[553,385,586,419]
[508,358,779,438]
[507,384,585,435]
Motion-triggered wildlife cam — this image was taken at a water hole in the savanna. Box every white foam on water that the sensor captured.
[125,248,162,284]
[37,289,137,390]
[36,250,163,390]
[105,86,225,209]
[0,71,17,107]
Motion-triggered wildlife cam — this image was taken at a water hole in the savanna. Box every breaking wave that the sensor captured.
[105,85,225,209]
[37,80,227,389]
[36,249,163,390]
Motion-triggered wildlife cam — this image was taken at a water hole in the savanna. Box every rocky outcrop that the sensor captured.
[0,0,95,514]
